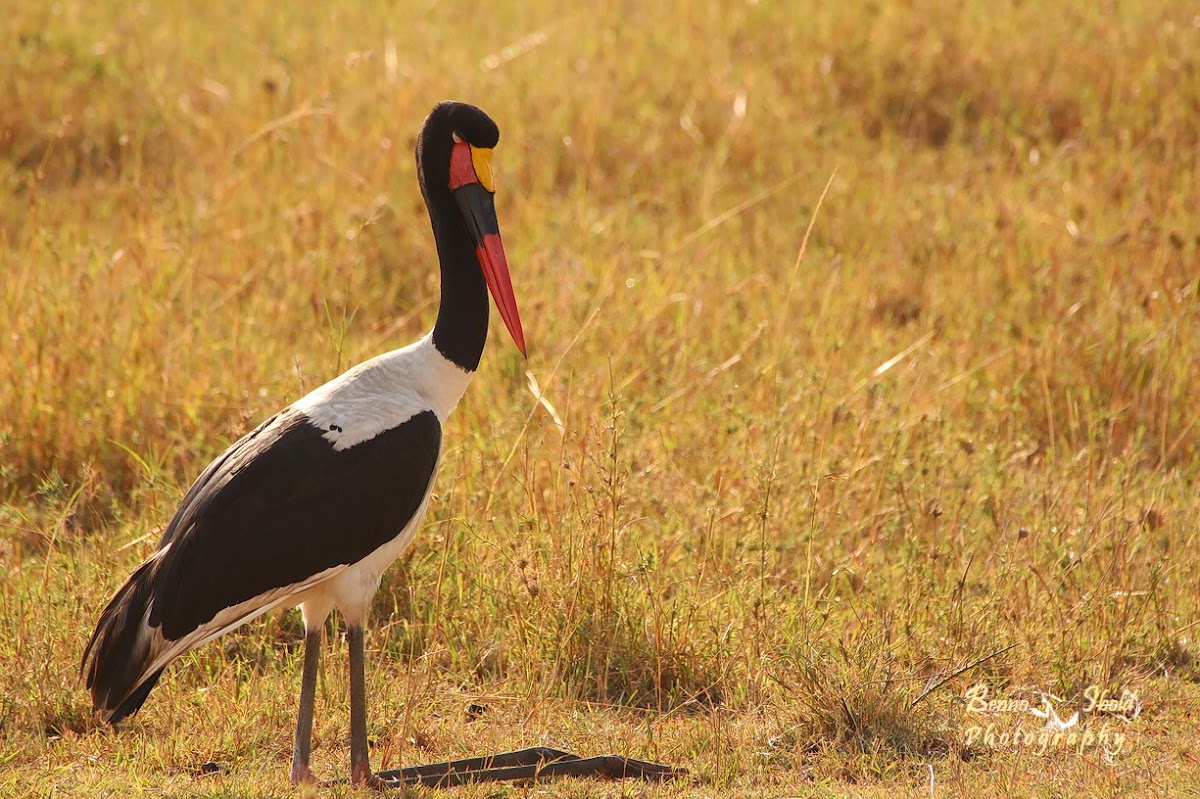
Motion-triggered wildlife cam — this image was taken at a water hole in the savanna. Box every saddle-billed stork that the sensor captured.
[81,101,525,787]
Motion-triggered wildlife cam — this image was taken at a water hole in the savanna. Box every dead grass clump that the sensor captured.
[777,635,951,777]
[546,596,722,710]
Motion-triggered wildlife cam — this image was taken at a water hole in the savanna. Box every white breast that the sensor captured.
[291,334,474,451]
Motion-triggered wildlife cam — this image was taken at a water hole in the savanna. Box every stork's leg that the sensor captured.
[290,628,323,784]
[347,624,386,787]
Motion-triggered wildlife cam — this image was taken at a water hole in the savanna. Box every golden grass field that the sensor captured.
[3,1,1199,796]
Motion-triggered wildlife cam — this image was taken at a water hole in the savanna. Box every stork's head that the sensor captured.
[417,101,526,357]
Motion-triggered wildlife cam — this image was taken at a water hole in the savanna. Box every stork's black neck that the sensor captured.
[429,200,489,372]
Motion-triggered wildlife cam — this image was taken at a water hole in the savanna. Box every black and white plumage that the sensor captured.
[81,101,525,787]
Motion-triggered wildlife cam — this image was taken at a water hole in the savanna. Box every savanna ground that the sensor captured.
[3,1,1199,796]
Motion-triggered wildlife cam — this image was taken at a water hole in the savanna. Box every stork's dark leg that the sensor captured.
[290,628,322,784]
[347,624,385,787]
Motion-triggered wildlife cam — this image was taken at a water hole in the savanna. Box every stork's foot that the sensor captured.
[352,761,392,791]
[374,747,686,788]
[289,761,317,785]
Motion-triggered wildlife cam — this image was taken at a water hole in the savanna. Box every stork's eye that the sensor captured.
[452,131,463,144]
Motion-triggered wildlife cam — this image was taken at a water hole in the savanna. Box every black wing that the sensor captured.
[148,407,442,639]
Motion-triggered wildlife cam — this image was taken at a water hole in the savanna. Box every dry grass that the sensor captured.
[3,1,1199,796]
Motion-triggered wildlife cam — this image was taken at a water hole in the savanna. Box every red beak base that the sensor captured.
[475,233,526,357]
